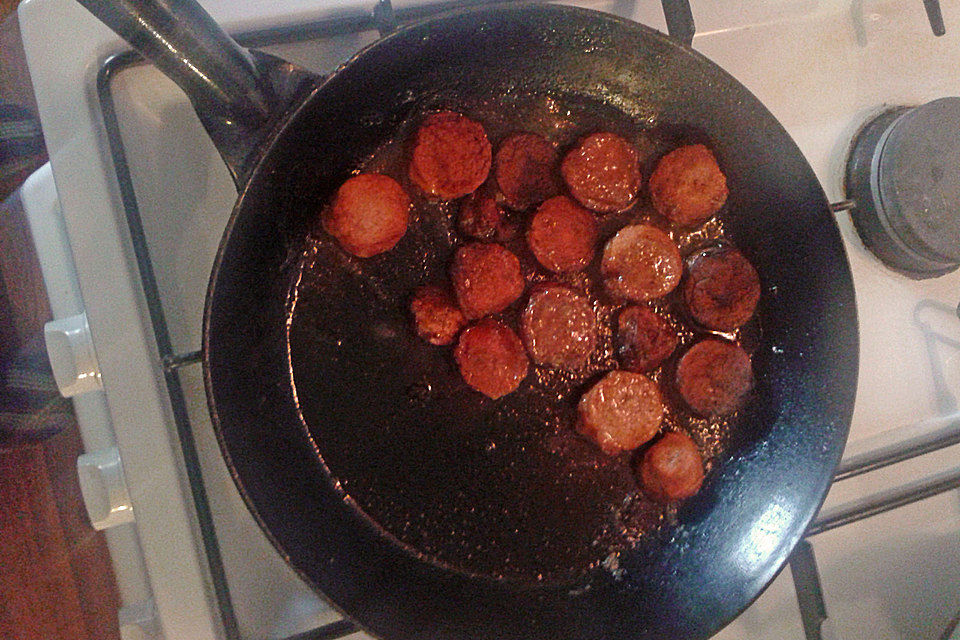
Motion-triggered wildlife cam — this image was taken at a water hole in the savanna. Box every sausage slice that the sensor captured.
[450,242,525,319]
[409,285,466,346]
[454,319,529,399]
[616,305,678,372]
[494,132,560,210]
[683,246,761,331]
[322,173,410,258]
[577,371,664,455]
[639,431,705,502]
[561,132,641,213]
[649,144,728,228]
[676,339,752,416]
[526,196,598,273]
[601,224,682,302]
[521,285,597,370]
[458,191,513,242]
[409,111,491,200]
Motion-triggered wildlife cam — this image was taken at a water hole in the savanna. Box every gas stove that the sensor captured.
[17,0,960,639]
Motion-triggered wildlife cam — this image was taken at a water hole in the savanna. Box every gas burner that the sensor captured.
[846,97,960,279]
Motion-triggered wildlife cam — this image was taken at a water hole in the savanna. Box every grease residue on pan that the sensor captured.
[286,90,758,583]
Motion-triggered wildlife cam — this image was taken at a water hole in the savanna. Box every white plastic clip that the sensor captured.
[44,311,102,397]
[77,447,135,530]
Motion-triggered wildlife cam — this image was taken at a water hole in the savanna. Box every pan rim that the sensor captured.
[201,3,859,639]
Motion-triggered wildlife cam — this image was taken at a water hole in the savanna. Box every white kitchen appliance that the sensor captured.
[17,1,960,638]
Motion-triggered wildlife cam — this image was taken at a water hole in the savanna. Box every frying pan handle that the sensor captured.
[660,0,696,46]
[76,0,318,187]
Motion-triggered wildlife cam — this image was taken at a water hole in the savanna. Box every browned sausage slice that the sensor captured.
[458,191,513,242]
[649,144,728,228]
[494,132,560,210]
[577,371,664,455]
[526,196,598,273]
[561,132,641,213]
[639,431,705,502]
[454,319,529,399]
[521,284,597,369]
[450,242,525,319]
[683,246,761,331]
[616,305,678,372]
[322,173,410,258]
[409,285,466,346]
[601,224,682,302]
[676,339,752,416]
[409,111,492,200]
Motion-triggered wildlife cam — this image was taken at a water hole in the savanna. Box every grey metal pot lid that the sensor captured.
[875,97,960,264]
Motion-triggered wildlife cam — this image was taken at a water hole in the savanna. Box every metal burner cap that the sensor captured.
[847,98,960,278]
[876,97,960,263]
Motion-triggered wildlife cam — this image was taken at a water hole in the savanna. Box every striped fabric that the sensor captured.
[0,334,70,445]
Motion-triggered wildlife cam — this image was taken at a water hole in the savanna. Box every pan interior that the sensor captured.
[288,83,758,583]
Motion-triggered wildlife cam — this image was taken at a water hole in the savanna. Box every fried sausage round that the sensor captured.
[526,196,598,273]
[601,224,682,302]
[649,144,728,228]
[450,242,525,319]
[683,246,761,331]
[409,285,466,346]
[494,132,560,210]
[458,191,513,242]
[409,111,492,200]
[322,173,410,258]
[676,339,752,416]
[616,305,678,372]
[561,132,641,213]
[577,371,664,455]
[521,284,597,370]
[454,318,529,399]
[639,431,705,502]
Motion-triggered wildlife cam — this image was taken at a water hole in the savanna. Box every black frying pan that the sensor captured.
[79,1,858,638]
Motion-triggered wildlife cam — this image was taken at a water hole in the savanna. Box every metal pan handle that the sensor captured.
[661,0,695,46]
[77,0,274,124]
[76,0,317,187]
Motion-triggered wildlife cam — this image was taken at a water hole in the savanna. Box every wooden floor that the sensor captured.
[0,431,121,640]
[0,6,122,639]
